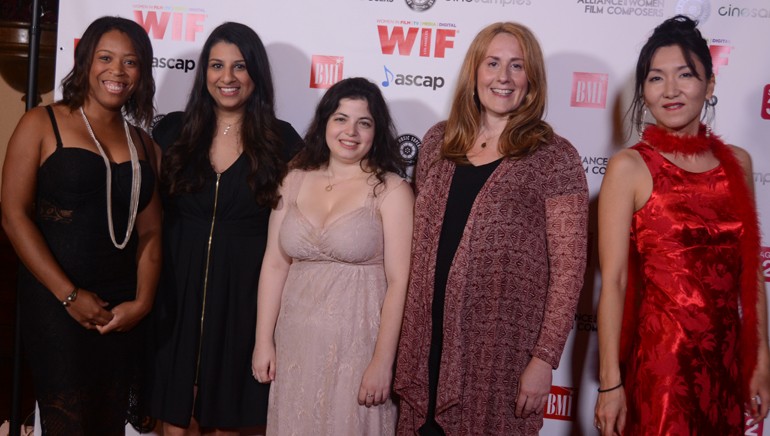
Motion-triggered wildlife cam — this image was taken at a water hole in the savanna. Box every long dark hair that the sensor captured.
[628,15,713,135]
[162,22,286,208]
[292,77,405,191]
[60,16,155,127]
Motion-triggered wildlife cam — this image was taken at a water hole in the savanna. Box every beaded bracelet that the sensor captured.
[61,287,79,307]
[597,382,623,393]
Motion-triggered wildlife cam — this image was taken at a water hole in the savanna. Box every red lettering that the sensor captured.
[378,26,419,56]
[134,11,170,39]
[434,29,455,58]
[186,13,205,42]
[134,10,204,41]
[709,45,731,75]
[420,28,432,57]
[762,85,770,121]
[378,26,455,58]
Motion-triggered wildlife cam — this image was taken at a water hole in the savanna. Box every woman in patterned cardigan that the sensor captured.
[393,22,588,435]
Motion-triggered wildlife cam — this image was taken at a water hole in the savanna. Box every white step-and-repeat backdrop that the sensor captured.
[54,0,770,434]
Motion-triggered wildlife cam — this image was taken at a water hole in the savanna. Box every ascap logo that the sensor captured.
[761,84,770,120]
[376,20,457,58]
[761,247,770,283]
[381,65,445,90]
[709,44,731,75]
[571,72,608,109]
[310,55,344,89]
[544,386,576,421]
[675,0,711,23]
[134,7,206,42]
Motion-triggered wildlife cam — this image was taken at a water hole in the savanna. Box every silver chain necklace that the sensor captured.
[79,107,141,250]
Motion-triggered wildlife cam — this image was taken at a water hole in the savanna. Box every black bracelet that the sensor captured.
[597,382,623,393]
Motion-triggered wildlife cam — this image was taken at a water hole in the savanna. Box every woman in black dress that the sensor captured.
[1,16,161,435]
[147,22,302,435]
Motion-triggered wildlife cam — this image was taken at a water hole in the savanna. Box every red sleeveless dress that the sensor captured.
[624,143,745,435]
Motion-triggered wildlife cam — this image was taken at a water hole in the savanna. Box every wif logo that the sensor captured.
[377,22,456,58]
[544,386,576,421]
[310,55,343,89]
[709,44,731,75]
[571,73,608,109]
[761,85,770,120]
[134,8,205,42]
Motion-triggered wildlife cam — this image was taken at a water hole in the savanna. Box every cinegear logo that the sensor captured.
[675,0,711,23]
[761,247,770,283]
[717,3,770,19]
[761,84,770,120]
[405,0,436,11]
[310,55,344,89]
[397,134,421,166]
[544,386,576,421]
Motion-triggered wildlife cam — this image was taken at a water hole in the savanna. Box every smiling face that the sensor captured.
[476,32,529,122]
[206,42,255,115]
[643,44,715,136]
[325,98,375,165]
[87,30,139,110]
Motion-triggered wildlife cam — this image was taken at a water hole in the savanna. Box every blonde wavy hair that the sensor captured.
[442,22,553,163]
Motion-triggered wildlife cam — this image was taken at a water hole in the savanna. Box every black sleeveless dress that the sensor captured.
[146,112,303,428]
[17,106,155,435]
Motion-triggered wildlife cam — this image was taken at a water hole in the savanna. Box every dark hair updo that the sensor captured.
[629,15,713,134]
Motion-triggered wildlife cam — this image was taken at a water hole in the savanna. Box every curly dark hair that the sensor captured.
[628,15,713,135]
[292,77,405,192]
[161,22,288,208]
[59,16,155,127]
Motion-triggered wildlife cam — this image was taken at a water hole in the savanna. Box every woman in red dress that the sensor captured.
[594,15,770,435]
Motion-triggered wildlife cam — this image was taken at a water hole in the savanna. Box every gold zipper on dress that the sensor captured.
[196,172,221,383]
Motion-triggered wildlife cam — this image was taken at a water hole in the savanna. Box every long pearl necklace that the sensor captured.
[80,107,141,250]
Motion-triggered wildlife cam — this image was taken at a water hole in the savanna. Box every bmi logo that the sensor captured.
[746,413,765,436]
[761,247,770,283]
[709,45,731,75]
[134,9,205,42]
[761,85,770,120]
[310,55,344,89]
[544,386,576,421]
[377,25,456,58]
[570,73,608,109]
